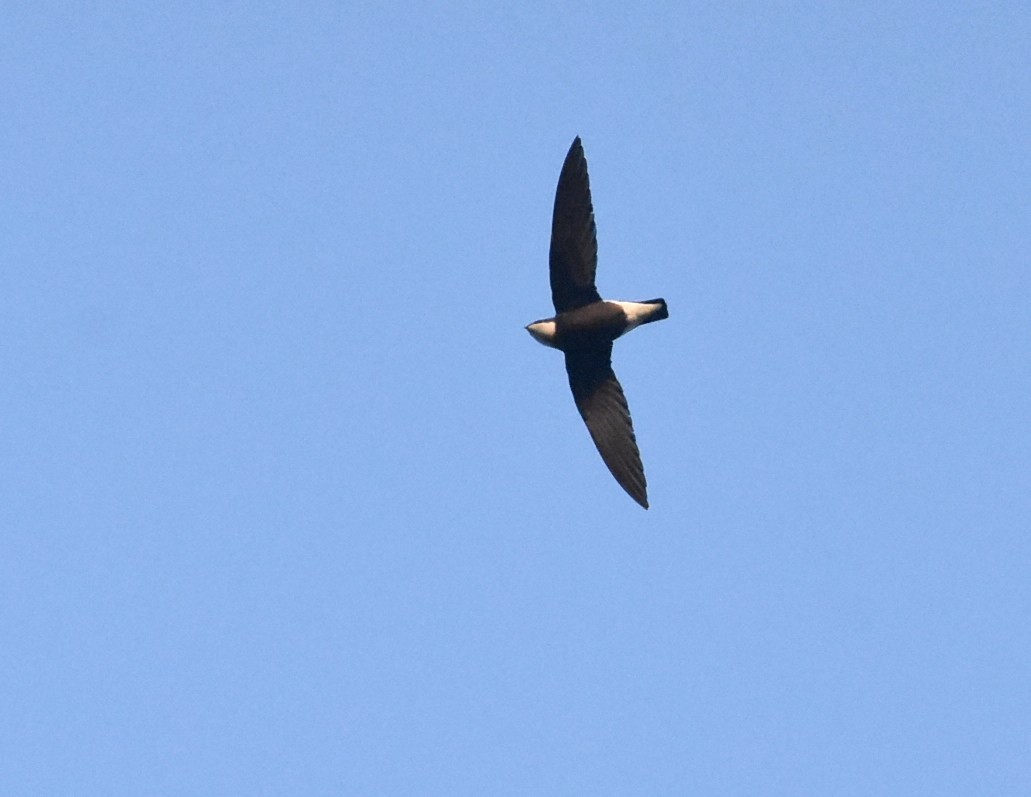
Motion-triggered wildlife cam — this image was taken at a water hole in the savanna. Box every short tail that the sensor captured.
[640,298,669,323]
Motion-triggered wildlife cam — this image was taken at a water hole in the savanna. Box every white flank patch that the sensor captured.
[612,301,662,333]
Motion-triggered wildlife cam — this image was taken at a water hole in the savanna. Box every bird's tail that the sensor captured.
[638,298,669,323]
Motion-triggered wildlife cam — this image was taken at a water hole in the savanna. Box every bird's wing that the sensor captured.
[549,137,602,313]
[565,344,649,508]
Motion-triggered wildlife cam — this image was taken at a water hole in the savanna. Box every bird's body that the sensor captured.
[527,300,668,350]
[525,137,668,509]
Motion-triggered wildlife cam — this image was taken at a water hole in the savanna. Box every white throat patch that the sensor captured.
[526,319,558,347]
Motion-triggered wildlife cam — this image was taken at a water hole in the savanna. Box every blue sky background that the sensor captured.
[3,3,1030,794]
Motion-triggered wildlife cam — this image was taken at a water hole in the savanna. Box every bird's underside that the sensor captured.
[527,136,667,509]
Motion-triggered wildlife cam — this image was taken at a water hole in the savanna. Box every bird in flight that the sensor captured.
[526,137,668,509]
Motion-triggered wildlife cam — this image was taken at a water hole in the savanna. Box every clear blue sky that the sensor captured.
[3,3,1030,794]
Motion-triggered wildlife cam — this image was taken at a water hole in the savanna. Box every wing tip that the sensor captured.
[627,483,649,509]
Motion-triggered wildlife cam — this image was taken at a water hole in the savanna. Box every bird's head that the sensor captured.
[525,319,558,348]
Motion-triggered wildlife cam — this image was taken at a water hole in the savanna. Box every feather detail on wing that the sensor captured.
[565,345,649,508]
[549,137,602,313]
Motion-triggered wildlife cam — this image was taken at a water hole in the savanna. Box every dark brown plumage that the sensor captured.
[549,138,602,313]
[564,342,649,507]
[526,137,669,509]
